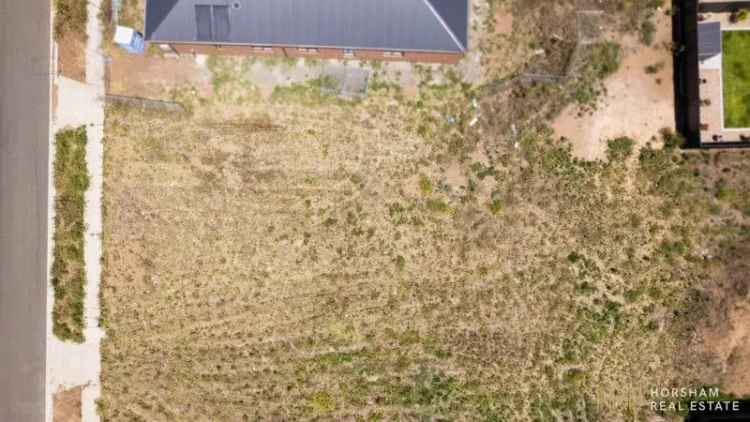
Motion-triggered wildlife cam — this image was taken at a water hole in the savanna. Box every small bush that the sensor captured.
[606,137,636,162]
[639,20,656,46]
[645,62,665,74]
[309,391,336,413]
[419,175,433,195]
[660,128,685,149]
[591,42,621,79]
[731,9,749,23]
[489,199,503,215]
[395,255,406,271]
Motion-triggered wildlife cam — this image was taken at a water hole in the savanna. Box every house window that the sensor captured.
[383,51,404,58]
[195,4,230,42]
[343,48,355,58]
[253,46,274,52]
[298,48,319,54]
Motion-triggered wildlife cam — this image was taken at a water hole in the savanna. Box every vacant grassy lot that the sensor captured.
[52,127,89,343]
[722,31,750,128]
[100,76,723,420]
[99,0,750,419]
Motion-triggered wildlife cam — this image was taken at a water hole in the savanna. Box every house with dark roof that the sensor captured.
[144,0,470,64]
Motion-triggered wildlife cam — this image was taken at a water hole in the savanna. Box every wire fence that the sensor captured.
[105,95,187,114]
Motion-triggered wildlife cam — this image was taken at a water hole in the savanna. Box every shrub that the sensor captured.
[660,128,685,149]
[606,137,636,162]
[419,175,433,195]
[645,62,665,74]
[591,42,621,79]
[489,199,503,215]
[395,255,407,271]
[309,391,335,413]
[639,20,656,46]
[731,9,749,23]
[52,126,90,342]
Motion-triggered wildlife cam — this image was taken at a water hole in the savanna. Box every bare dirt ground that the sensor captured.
[712,303,750,395]
[493,2,513,35]
[697,243,750,397]
[53,386,82,422]
[105,50,475,103]
[106,49,213,99]
[57,33,86,82]
[552,10,675,160]
[687,150,750,397]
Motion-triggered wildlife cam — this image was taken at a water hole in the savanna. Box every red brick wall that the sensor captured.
[169,43,285,57]
[161,43,463,64]
[353,49,462,64]
[282,47,345,59]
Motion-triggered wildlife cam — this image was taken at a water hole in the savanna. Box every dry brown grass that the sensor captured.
[100,82,714,420]
[97,0,747,419]
[57,32,86,82]
[54,0,87,82]
[54,386,82,422]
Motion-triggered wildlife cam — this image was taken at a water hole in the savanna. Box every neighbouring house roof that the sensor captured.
[144,0,469,53]
[698,21,722,60]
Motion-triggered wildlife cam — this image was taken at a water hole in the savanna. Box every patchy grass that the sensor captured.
[118,0,144,31]
[270,76,344,107]
[52,127,89,343]
[97,0,742,419]
[606,136,635,162]
[100,85,723,420]
[55,0,87,81]
[205,56,261,104]
[98,0,114,49]
[418,175,433,195]
[54,0,87,41]
[722,31,750,128]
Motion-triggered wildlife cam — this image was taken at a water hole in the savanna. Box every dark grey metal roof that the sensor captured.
[698,21,721,60]
[145,0,469,53]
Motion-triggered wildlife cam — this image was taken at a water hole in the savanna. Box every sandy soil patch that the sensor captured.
[721,307,750,396]
[699,282,750,396]
[552,11,674,160]
[54,386,82,422]
[106,49,212,99]
[57,33,86,83]
[699,236,750,396]
[494,4,513,35]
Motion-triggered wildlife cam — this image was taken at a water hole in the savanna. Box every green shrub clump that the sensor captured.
[52,126,90,342]
[54,0,88,40]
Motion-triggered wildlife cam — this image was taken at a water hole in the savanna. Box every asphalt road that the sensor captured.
[0,0,50,420]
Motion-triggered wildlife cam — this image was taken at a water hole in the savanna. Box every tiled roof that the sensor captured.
[145,0,469,52]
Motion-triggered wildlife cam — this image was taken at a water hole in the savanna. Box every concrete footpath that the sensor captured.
[46,0,106,420]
